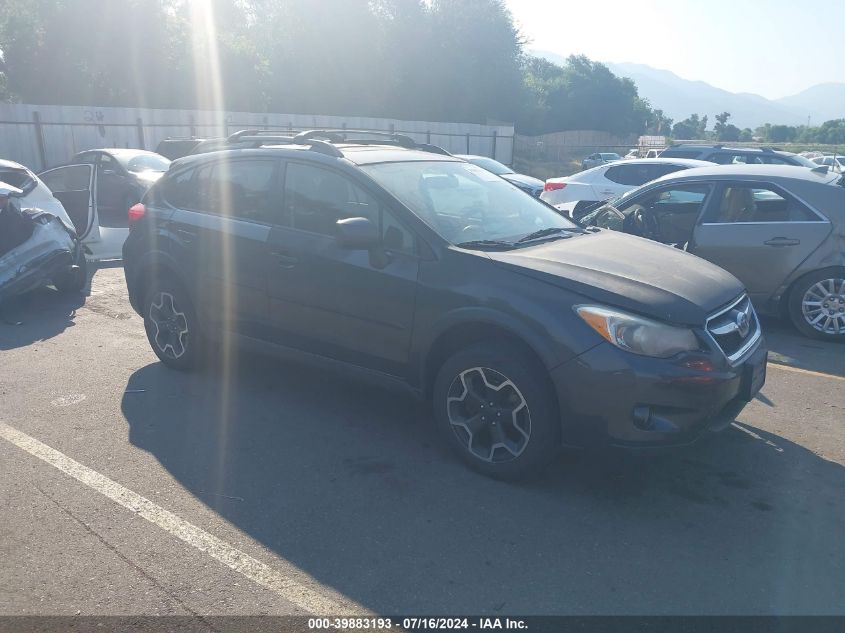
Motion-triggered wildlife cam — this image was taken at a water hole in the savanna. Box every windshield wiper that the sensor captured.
[516,227,574,243]
[455,239,516,250]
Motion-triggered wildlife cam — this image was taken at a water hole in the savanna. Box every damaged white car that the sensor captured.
[0,181,86,303]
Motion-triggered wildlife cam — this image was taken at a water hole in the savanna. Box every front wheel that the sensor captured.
[432,341,561,480]
[143,280,204,369]
[788,269,845,341]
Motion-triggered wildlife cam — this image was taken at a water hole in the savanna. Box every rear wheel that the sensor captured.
[143,280,204,369]
[788,269,845,341]
[53,248,88,293]
[433,341,560,480]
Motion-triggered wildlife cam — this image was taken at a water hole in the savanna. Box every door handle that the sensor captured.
[271,251,299,268]
[764,237,800,247]
[174,227,197,243]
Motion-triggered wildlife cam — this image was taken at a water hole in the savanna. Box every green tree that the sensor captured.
[672,113,707,139]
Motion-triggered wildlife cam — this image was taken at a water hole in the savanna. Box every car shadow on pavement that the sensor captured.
[121,354,845,615]
[0,285,87,351]
[759,316,845,379]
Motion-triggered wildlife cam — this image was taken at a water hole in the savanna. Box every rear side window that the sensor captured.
[162,159,278,224]
[709,185,821,223]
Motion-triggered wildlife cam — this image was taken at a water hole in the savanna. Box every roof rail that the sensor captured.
[294,129,421,150]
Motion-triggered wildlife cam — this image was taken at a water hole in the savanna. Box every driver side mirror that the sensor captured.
[336,217,380,250]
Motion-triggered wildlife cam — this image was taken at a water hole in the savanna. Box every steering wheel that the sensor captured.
[630,206,659,239]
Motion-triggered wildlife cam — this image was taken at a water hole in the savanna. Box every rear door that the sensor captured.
[38,165,96,239]
[163,157,278,339]
[691,182,832,304]
[265,161,419,375]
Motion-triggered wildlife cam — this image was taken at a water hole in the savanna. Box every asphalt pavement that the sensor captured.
[1,266,843,616]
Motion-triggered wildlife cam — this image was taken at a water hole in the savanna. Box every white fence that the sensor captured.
[0,104,514,171]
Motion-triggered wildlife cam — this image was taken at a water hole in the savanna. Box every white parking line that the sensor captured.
[0,421,359,616]
[768,362,844,382]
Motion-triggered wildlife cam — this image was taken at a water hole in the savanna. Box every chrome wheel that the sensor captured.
[801,278,845,335]
[149,291,189,359]
[446,367,531,463]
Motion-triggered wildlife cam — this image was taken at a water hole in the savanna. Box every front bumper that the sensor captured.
[551,339,768,448]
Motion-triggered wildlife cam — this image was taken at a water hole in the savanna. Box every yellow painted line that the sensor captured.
[0,421,362,615]
[768,362,845,382]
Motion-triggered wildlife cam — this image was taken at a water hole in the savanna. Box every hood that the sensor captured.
[131,170,165,187]
[487,230,744,326]
[501,173,544,190]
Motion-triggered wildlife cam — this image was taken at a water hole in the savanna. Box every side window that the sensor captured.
[761,155,791,165]
[203,160,277,223]
[74,153,98,166]
[711,185,819,223]
[621,185,710,212]
[284,163,377,235]
[160,168,198,209]
[99,154,120,172]
[604,165,638,185]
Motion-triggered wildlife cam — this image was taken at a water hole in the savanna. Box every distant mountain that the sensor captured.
[776,83,845,125]
[530,50,844,129]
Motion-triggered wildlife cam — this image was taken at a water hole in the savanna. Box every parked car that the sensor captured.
[0,180,86,303]
[810,155,844,173]
[455,154,544,197]
[2,158,120,262]
[581,152,622,170]
[65,148,171,227]
[155,137,206,160]
[580,165,845,340]
[124,130,767,480]
[659,144,816,167]
[541,158,712,220]
[624,149,639,160]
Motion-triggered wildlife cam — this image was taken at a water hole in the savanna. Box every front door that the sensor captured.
[265,161,419,375]
[691,182,832,305]
[38,164,96,239]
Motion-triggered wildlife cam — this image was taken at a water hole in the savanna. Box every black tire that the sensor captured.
[787,268,845,341]
[143,279,204,369]
[53,248,88,293]
[432,341,561,481]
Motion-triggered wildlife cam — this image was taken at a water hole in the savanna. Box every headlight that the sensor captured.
[575,305,699,358]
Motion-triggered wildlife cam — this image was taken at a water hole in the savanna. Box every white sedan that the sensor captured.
[541,158,712,220]
[810,155,844,173]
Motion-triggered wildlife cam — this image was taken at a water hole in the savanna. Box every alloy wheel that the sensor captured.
[149,292,189,359]
[446,367,531,463]
[801,278,845,335]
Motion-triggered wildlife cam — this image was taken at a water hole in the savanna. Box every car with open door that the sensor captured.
[581,164,845,340]
[64,148,170,227]
[39,162,126,261]
[0,177,87,303]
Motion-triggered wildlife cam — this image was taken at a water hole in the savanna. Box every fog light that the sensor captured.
[632,406,654,431]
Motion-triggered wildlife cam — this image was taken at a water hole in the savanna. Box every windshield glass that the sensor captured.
[466,157,513,176]
[0,168,35,193]
[121,153,171,173]
[362,160,577,245]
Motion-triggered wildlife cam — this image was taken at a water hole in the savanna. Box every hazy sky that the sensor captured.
[506,0,845,99]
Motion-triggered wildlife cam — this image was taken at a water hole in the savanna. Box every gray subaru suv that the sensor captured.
[124,130,768,480]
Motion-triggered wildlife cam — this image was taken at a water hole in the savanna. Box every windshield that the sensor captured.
[362,160,577,245]
[466,156,513,176]
[121,153,171,173]
[0,168,35,194]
